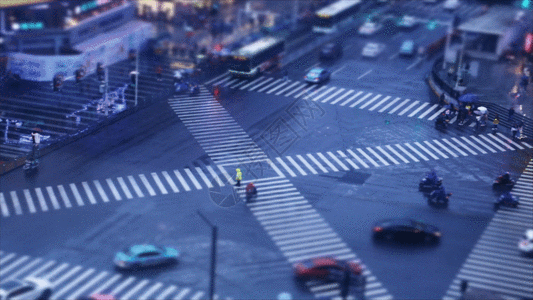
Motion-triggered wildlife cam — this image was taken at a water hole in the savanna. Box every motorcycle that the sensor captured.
[435,115,448,130]
[419,176,443,191]
[428,189,452,206]
[492,175,514,190]
[23,159,39,174]
[189,84,199,95]
[494,193,519,210]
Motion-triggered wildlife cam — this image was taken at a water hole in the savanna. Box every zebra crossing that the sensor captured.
[272,133,533,176]
[169,85,393,299]
[0,251,221,300]
[2,132,530,217]
[207,74,478,125]
[442,160,533,300]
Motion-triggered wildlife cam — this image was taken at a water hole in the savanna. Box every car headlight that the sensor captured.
[433,232,441,237]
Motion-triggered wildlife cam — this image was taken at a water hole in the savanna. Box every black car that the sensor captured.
[319,43,342,60]
[372,218,441,243]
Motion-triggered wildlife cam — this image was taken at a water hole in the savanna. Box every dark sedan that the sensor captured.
[319,43,342,60]
[372,218,441,243]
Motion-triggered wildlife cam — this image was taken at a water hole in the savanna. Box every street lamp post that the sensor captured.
[443,21,453,70]
[197,210,218,300]
[135,46,139,106]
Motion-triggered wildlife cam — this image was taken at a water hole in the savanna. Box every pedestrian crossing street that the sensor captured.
[0,251,220,300]
[169,85,393,299]
[2,130,530,218]
[443,160,533,300]
[206,74,475,124]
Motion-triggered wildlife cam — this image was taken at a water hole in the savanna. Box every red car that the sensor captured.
[293,257,362,282]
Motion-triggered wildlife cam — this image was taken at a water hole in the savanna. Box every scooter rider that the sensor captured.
[500,172,511,184]
[245,182,257,202]
[427,169,439,186]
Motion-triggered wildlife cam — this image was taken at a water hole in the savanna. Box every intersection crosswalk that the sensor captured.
[0,251,217,300]
[207,74,481,127]
[442,160,533,300]
[1,132,530,218]
[169,86,393,299]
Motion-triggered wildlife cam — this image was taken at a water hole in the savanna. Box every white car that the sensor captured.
[518,229,533,255]
[358,22,382,36]
[0,277,52,300]
[443,0,460,10]
[397,16,417,29]
[362,43,385,58]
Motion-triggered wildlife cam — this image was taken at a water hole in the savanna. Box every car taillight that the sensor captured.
[304,76,308,79]
[373,227,383,232]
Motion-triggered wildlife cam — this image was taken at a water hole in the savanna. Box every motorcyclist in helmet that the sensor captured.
[501,172,511,184]
[427,169,439,186]
[245,182,257,202]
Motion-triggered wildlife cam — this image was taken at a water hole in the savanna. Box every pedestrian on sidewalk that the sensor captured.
[511,122,519,139]
[156,65,163,81]
[438,93,446,107]
[282,70,289,81]
[235,168,242,187]
[508,107,515,123]
[31,131,41,161]
[492,114,500,134]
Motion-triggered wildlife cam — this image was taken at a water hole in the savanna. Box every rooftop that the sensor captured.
[458,5,528,35]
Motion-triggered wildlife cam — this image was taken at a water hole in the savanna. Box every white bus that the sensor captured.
[313,0,362,34]
[228,37,285,78]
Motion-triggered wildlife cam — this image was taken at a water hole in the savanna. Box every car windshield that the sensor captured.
[308,72,319,77]
[366,44,378,50]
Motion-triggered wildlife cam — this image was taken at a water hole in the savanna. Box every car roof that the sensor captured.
[128,244,162,255]
[0,279,25,292]
[309,68,324,73]
[377,218,418,227]
[311,257,339,267]
[525,229,533,239]
[402,40,414,45]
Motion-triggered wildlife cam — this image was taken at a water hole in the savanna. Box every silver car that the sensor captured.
[0,277,52,300]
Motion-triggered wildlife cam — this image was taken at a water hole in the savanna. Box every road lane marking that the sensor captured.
[414,142,440,159]
[478,135,506,152]
[398,100,418,116]
[89,274,122,295]
[337,150,360,169]
[404,143,429,161]
[155,285,178,300]
[275,81,300,95]
[275,158,297,177]
[294,85,319,99]
[205,72,228,85]
[488,134,515,150]
[138,282,164,300]
[146,173,167,195]
[127,176,145,198]
[387,99,410,114]
[34,188,48,212]
[0,255,29,276]
[313,87,337,101]
[389,53,399,60]
[121,279,150,300]
[66,271,108,300]
[184,168,202,190]
[428,107,447,121]
[442,139,468,156]
[331,65,346,75]
[366,147,390,166]
[452,137,478,155]
[57,185,72,207]
[433,140,458,158]
[340,91,363,106]
[359,94,382,109]
[266,80,290,94]
[106,178,122,200]
[357,148,380,167]
[297,155,318,174]
[418,104,439,119]
[460,137,487,154]
[27,260,56,277]
[43,187,60,210]
[357,69,373,80]
[160,171,179,192]
[50,264,79,284]
[0,193,9,217]
[117,177,133,199]
[284,82,308,97]
[378,97,401,112]
[321,88,345,103]
[346,149,369,168]
[385,145,409,163]
[330,90,354,105]
[5,257,42,281]
[9,191,22,215]
[110,276,136,295]
[303,85,327,100]
[286,156,307,175]
[258,78,283,93]
[223,78,239,87]
[326,151,348,170]
[406,57,423,70]
[82,182,97,204]
[195,167,213,188]
[23,189,36,213]
[54,268,95,298]
[407,102,429,117]
[395,144,419,162]
[349,92,373,108]
[368,95,391,111]
[376,146,399,164]
[308,153,331,172]
[92,180,109,202]
[424,141,448,159]
[496,133,525,149]
[240,76,264,90]
[248,77,273,91]
[212,76,231,86]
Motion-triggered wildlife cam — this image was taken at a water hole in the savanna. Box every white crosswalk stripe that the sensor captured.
[10,191,22,215]
[93,180,109,202]
[350,92,373,108]
[34,188,48,212]
[106,178,122,200]
[23,189,36,213]
[82,181,97,204]
[128,175,145,197]
[151,172,168,194]
[69,183,84,206]
[443,159,533,300]
[117,177,133,199]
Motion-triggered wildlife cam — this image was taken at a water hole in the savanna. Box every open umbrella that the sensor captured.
[458,93,479,104]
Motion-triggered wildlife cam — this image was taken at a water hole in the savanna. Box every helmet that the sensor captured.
[236,168,241,172]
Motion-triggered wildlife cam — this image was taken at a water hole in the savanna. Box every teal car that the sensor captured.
[399,40,415,57]
[114,244,179,270]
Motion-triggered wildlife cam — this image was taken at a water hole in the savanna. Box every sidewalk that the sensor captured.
[427,55,533,140]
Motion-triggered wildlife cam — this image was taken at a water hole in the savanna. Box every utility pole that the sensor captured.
[443,21,453,70]
[197,210,217,300]
[454,31,467,90]
[104,67,109,116]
